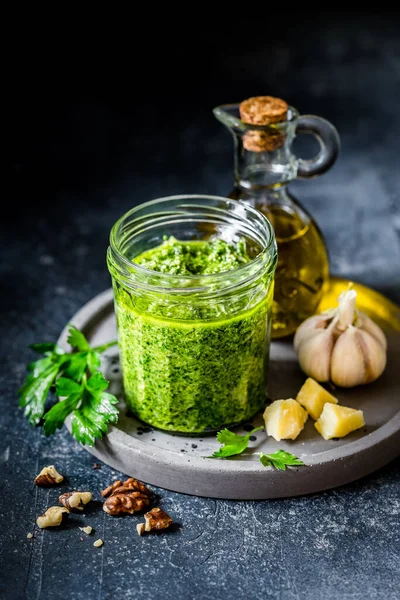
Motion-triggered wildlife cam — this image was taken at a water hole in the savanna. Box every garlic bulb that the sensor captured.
[294,289,387,387]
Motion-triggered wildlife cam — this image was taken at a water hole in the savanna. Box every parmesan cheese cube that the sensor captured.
[263,399,308,441]
[315,403,365,440]
[296,377,338,420]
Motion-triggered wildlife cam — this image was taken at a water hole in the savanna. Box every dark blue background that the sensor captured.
[2,13,400,600]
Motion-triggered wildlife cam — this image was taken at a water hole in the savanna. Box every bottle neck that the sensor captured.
[230,177,311,229]
[231,181,297,212]
[232,133,298,192]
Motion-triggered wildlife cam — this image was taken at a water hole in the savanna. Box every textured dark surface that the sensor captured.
[2,15,400,600]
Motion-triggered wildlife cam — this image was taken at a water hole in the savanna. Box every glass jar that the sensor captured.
[107,195,277,434]
[214,102,340,338]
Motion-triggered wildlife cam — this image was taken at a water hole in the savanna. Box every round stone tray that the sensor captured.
[58,279,400,499]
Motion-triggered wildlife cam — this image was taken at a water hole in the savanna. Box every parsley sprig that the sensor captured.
[19,326,119,446]
[210,427,305,470]
[258,450,305,470]
[210,427,264,458]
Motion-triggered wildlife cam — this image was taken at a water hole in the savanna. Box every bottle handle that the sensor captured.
[295,115,340,179]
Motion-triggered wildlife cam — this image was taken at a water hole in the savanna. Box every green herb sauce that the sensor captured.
[134,236,250,275]
[114,237,273,433]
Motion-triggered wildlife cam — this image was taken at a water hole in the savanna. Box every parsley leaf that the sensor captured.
[210,426,264,458]
[71,387,118,446]
[86,372,109,394]
[29,343,62,355]
[43,393,81,436]
[209,426,305,471]
[67,326,90,351]
[87,351,101,373]
[55,377,83,396]
[19,326,119,445]
[19,362,61,425]
[259,450,305,470]
[62,349,102,382]
[62,353,89,381]
[19,347,67,425]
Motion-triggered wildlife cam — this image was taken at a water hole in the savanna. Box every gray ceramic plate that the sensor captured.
[58,288,400,500]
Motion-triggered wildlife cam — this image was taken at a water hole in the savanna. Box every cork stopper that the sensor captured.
[239,96,288,152]
[239,96,288,125]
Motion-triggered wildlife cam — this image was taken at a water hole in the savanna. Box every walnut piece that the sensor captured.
[59,491,92,512]
[26,533,33,539]
[103,491,150,516]
[102,476,151,516]
[144,508,173,532]
[101,480,123,497]
[36,506,69,528]
[93,539,103,547]
[101,477,150,498]
[34,465,64,487]
[80,526,93,535]
[136,523,146,536]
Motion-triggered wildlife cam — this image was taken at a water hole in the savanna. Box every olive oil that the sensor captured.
[259,204,329,338]
[230,190,329,338]
[214,98,339,338]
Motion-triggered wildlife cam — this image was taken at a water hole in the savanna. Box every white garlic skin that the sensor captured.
[355,311,387,351]
[331,326,387,387]
[294,290,387,387]
[295,329,334,382]
[294,313,333,353]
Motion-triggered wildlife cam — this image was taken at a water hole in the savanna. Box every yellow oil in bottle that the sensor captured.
[215,98,340,339]
[257,204,329,338]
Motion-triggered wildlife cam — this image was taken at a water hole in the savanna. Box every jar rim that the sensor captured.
[108,194,277,293]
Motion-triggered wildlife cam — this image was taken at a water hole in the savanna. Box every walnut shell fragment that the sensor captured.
[59,491,92,512]
[34,465,64,487]
[101,477,150,498]
[102,477,151,516]
[101,480,123,498]
[144,508,173,532]
[103,491,150,516]
[136,508,173,536]
[80,526,93,535]
[36,506,70,528]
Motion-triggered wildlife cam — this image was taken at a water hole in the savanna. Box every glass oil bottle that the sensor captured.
[214,97,340,338]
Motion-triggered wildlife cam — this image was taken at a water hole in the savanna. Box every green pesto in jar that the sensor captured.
[134,235,250,275]
[115,237,273,433]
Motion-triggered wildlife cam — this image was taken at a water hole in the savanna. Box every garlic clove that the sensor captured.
[336,289,357,331]
[356,311,387,351]
[296,329,334,382]
[294,288,387,387]
[294,314,332,352]
[330,327,365,387]
[330,326,387,387]
[358,328,387,381]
